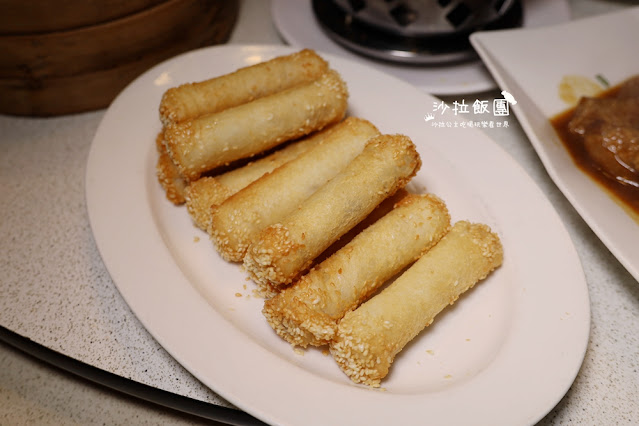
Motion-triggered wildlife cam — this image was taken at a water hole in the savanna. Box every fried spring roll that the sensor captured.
[185,130,326,230]
[262,193,451,347]
[244,134,422,295]
[330,221,503,387]
[164,70,348,181]
[159,49,329,126]
[209,117,380,262]
[155,132,187,205]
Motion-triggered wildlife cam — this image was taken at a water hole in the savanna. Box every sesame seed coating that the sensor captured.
[155,131,187,205]
[329,221,503,387]
[243,134,422,291]
[163,69,349,181]
[207,117,379,262]
[184,133,322,230]
[159,49,329,126]
[262,193,451,348]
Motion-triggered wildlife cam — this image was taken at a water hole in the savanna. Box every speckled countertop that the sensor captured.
[1,0,638,425]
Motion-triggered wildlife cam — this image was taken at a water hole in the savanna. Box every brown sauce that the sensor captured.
[550,82,639,218]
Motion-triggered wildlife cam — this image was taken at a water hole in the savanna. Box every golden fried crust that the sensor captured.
[262,193,451,347]
[159,49,329,126]
[184,177,229,230]
[183,130,327,230]
[263,281,337,345]
[207,117,379,262]
[155,132,187,205]
[244,134,422,293]
[330,220,503,387]
[163,69,349,181]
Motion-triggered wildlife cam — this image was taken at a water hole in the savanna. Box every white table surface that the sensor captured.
[1,1,638,425]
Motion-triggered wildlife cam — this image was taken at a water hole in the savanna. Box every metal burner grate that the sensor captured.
[313,0,523,65]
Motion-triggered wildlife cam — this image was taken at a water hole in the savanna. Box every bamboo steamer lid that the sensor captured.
[0,0,239,116]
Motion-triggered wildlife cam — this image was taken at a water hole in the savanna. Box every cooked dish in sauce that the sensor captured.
[551,75,639,216]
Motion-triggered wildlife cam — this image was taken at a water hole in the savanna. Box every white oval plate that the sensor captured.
[271,0,570,95]
[471,7,639,283]
[86,45,590,426]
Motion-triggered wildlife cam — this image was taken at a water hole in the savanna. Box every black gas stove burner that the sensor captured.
[312,0,523,65]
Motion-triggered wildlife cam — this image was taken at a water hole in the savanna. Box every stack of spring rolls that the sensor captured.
[155,49,504,388]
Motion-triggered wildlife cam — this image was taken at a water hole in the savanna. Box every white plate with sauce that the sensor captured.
[86,45,590,426]
[471,7,639,283]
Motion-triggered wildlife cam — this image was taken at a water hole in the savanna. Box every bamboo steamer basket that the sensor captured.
[0,0,168,34]
[0,0,239,116]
